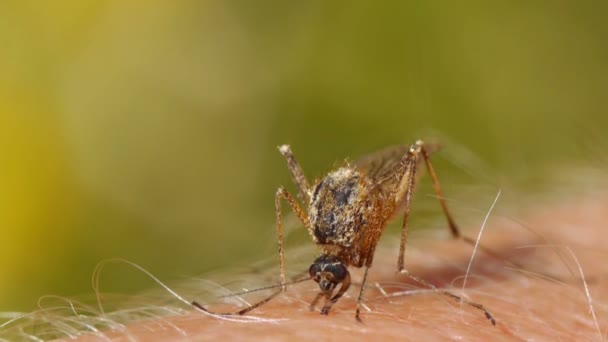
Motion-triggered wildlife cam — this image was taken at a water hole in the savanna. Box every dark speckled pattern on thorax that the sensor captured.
[308,168,371,247]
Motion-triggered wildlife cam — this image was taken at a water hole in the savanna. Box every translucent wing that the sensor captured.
[353,142,442,196]
[353,144,409,195]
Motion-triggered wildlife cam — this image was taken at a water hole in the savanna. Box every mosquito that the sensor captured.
[193,140,496,325]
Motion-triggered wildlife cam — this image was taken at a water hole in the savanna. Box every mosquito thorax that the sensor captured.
[308,167,372,247]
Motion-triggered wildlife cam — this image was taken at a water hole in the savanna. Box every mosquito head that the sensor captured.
[309,254,349,292]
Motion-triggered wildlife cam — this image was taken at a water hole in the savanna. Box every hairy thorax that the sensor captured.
[308,168,379,248]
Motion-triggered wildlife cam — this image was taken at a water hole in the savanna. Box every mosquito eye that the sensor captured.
[309,263,321,278]
[327,263,348,281]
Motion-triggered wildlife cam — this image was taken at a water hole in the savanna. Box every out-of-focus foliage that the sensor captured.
[1,1,607,311]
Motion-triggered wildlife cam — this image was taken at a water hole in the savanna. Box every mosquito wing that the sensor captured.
[353,142,442,196]
[352,144,409,195]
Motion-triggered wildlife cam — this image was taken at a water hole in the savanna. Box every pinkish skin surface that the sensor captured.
[69,191,608,342]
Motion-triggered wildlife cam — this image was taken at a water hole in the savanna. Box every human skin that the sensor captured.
[71,191,607,341]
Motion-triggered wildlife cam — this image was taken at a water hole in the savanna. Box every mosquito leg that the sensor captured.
[275,187,312,289]
[418,141,519,267]
[392,144,419,272]
[279,145,311,203]
[417,140,460,238]
[398,270,496,325]
[354,266,370,322]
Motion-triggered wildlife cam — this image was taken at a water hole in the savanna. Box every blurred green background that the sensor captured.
[1,1,607,312]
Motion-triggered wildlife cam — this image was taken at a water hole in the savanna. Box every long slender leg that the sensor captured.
[393,145,419,272]
[279,145,311,203]
[397,270,496,325]
[388,141,496,326]
[418,140,460,238]
[354,266,371,322]
[418,142,515,263]
[417,141,525,270]
[275,187,312,289]
[395,140,463,272]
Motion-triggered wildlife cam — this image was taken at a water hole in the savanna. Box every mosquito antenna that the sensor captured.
[192,277,312,316]
[218,277,312,298]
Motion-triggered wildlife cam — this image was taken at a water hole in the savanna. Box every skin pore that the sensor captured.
[61,189,608,341]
